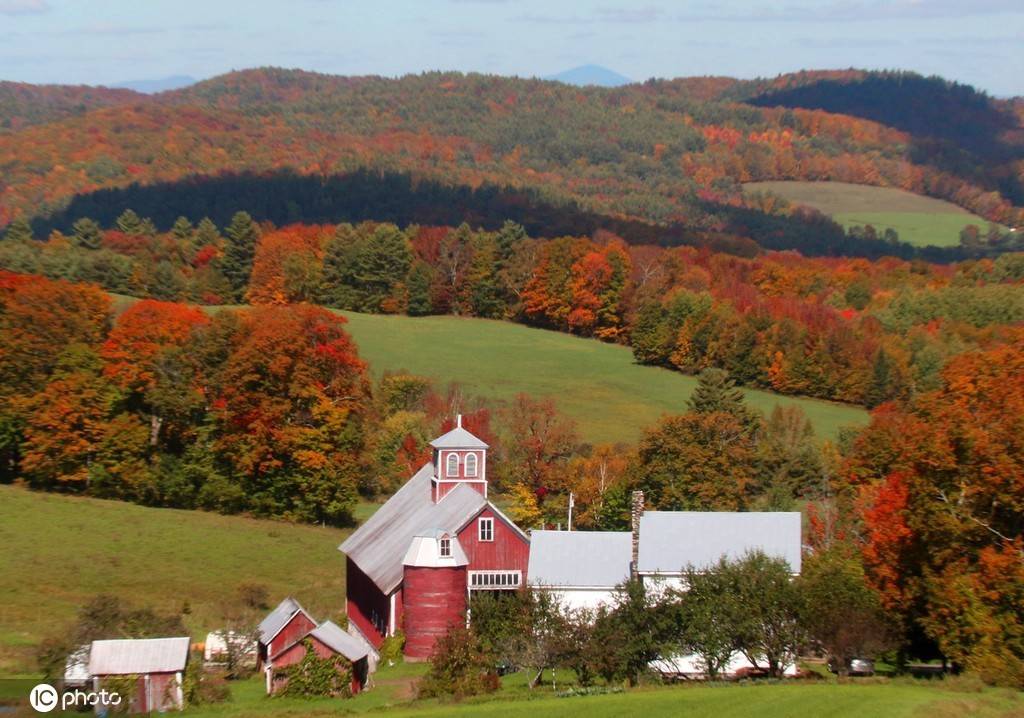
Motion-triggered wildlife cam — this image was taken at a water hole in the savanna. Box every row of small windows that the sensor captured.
[469,571,522,589]
[445,452,479,477]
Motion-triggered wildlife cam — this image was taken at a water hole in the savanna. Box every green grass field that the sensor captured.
[336,312,866,444]
[744,180,996,247]
[176,666,1022,718]
[110,295,867,444]
[0,485,351,674]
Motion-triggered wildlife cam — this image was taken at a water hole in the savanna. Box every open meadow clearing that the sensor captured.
[0,486,351,674]
[109,295,868,444]
[744,181,996,247]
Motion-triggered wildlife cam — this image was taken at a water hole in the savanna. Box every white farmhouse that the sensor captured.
[528,491,803,678]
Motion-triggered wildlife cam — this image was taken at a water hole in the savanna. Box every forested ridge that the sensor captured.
[1,67,1021,256]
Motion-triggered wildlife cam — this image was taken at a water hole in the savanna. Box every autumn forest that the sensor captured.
[1,66,1023,691]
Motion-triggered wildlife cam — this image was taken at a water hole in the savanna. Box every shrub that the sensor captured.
[418,624,499,700]
[379,630,406,665]
[278,640,352,698]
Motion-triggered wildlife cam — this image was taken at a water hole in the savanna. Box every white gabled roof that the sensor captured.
[309,621,369,662]
[403,530,469,568]
[339,463,487,593]
[258,597,312,644]
[528,530,632,588]
[430,426,488,450]
[88,637,189,675]
[637,511,802,574]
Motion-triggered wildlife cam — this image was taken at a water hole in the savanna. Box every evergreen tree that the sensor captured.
[222,212,260,299]
[194,218,221,246]
[406,260,435,316]
[3,217,33,243]
[495,220,527,267]
[170,217,195,242]
[150,261,186,301]
[115,209,145,235]
[865,349,893,409]
[688,368,760,432]
[71,218,103,250]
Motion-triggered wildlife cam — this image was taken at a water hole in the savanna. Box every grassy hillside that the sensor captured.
[0,486,349,673]
[336,312,867,444]
[110,295,868,444]
[744,181,995,247]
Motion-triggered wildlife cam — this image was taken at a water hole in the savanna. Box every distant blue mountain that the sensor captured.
[544,65,631,87]
[112,75,197,94]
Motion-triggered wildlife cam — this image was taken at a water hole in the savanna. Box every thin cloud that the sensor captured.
[0,0,49,15]
[675,0,1024,23]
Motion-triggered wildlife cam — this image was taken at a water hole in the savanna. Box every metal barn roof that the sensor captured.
[339,463,487,594]
[88,637,190,675]
[258,597,311,643]
[429,426,489,449]
[637,511,802,574]
[528,530,632,588]
[309,621,369,662]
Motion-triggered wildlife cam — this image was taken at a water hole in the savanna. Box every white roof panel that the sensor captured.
[637,511,802,574]
[528,530,632,588]
[310,621,369,662]
[88,637,189,675]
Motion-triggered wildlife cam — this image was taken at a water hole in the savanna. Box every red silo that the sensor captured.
[401,530,469,660]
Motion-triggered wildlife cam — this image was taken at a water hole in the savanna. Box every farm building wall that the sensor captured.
[346,556,390,648]
[402,565,467,659]
[96,671,182,713]
[268,637,367,695]
[267,611,317,660]
[457,507,529,574]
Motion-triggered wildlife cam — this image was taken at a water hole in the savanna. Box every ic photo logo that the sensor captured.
[28,684,58,713]
[28,682,122,713]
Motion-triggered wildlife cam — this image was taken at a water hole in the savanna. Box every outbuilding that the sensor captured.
[266,620,370,696]
[87,637,189,713]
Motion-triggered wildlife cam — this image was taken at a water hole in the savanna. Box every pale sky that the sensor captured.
[1,0,1022,96]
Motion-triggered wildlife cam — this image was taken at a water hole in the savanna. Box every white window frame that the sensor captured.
[439,537,452,558]
[468,570,522,590]
[446,453,459,477]
[465,452,478,477]
[478,517,494,542]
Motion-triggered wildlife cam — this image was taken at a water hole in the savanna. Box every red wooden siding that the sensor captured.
[457,507,530,575]
[267,611,317,660]
[346,556,389,648]
[402,565,467,659]
[97,672,181,713]
[269,637,368,695]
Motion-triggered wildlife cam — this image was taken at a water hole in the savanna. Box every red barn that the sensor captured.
[266,620,370,696]
[340,417,530,659]
[256,597,317,671]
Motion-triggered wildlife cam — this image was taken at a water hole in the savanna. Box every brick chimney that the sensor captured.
[630,490,644,579]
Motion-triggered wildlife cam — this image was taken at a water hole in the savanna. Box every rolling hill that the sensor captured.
[743,181,997,247]
[0,485,350,674]
[2,68,1021,260]
[107,294,867,443]
[335,311,868,444]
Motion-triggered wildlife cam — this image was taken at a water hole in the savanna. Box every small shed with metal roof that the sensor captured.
[88,637,190,713]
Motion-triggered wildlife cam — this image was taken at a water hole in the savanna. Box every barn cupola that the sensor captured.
[429,415,489,502]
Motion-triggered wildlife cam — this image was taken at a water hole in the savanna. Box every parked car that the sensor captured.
[828,657,875,676]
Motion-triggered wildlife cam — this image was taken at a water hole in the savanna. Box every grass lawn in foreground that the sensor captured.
[744,180,996,247]
[0,485,351,674]
[180,665,1023,718]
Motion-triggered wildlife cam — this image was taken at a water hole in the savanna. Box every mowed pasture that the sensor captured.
[180,668,1023,718]
[744,180,996,247]
[0,485,351,674]
[109,295,868,444]
[335,311,867,444]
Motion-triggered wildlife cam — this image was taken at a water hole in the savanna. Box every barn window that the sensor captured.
[465,452,478,477]
[446,453,459,477]
[468,571,522,590]
[478,517,493,542]
[439,537,452,557]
